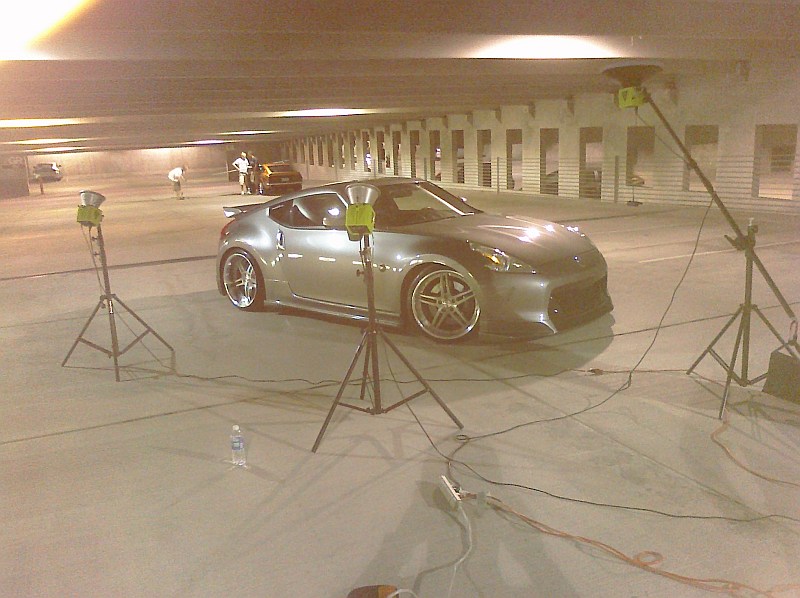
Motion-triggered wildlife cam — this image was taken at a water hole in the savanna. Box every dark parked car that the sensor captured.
[31,162,63,182]
[217,177,612,342]
[540,168,602,198]
[541,170,559,195]
[259,162,302,195]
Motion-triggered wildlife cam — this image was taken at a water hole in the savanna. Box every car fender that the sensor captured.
[403,253,484,306]
[216,231,273,292]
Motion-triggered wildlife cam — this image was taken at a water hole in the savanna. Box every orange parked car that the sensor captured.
[259,161,303,195]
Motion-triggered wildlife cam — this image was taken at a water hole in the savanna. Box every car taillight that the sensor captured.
[220,220,233,241]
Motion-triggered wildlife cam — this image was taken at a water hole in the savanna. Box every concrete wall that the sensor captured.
[29,145,230,179]
[280,57,800,210]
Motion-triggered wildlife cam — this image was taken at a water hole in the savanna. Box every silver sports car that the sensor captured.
[216,177,612,342]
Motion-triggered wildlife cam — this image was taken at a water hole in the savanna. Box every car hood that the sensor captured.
[407,213,598,264]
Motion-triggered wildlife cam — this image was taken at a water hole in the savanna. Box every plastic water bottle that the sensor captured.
[230,425,247,467]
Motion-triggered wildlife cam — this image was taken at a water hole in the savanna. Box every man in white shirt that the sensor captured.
[167,165,187,200]
[232,152,250,195]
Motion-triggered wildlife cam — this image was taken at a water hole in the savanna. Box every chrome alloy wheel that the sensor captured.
[222,251,262,310]
[410,268,480,341]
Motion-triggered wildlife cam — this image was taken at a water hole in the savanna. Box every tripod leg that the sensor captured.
[753,306,800,357]
[62,299,104,367]
[106,297,122,382]
[379,330,463,429]
[719,311,746,420]
[312,331,369,453]
[113,295,175,353]
[359,333,371,403]
[687,306,742,375]
[368,328,382,412]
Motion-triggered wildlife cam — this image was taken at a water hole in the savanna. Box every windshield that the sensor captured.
[373,181,481,229]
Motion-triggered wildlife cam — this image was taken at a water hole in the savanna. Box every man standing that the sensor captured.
[167,165,187,200]
[247,152,259,194]
[232,151,250,195]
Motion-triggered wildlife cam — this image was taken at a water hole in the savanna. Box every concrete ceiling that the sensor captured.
[2,0,799,155]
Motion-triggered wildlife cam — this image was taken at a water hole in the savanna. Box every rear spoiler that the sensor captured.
[222,203,264,218]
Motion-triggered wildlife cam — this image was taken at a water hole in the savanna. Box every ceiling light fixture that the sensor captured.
[0,0,97,60]
[10,138,87,145]
[0,117,88,129]
[473,35,619,59]
[217,130,278,136]
[275,108,371,118]
[184,139,230,146]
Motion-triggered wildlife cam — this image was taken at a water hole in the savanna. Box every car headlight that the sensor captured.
[468,242,536,273]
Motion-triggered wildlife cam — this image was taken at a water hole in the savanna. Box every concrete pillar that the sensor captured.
[0,155,30,199]
[560,124,581,198]
[719,118,757,203]
[602,120,627,202]
[440,127,453,184]
[463,126,477,186]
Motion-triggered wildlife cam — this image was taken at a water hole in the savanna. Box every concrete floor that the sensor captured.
[2,174,799,597]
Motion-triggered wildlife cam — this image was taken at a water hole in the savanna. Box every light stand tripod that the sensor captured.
[63,191,175,381]
[687,220,799,417]
[605,64,799,419]
[312,215,463,453]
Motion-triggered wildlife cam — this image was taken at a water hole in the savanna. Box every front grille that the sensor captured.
[548,275,612,330]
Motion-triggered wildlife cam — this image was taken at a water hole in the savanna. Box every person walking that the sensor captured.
[167,165,187,200]
[232,151,250,195]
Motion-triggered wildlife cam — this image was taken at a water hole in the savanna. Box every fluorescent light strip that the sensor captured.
[10,137,88,145]
[473,35,619,59]
[217,130,278,136]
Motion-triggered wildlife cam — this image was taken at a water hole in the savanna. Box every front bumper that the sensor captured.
[475,266,612,338]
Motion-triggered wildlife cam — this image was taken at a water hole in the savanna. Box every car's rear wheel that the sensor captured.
[409,267,480,341]
[222,250,264,310]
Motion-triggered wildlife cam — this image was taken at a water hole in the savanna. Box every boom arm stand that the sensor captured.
[639,88,798,418]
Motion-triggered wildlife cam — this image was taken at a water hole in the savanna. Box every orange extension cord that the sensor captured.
[476,494,800,597]
[711,420,800,489]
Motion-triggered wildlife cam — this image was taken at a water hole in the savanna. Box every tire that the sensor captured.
[408,267,480,341]
[221,250,264,311]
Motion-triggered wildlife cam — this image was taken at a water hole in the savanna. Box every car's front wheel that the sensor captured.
[222,250,264,310]
[409,267,480,341]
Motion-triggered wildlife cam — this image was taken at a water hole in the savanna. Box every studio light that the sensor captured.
[312,183,462,452]
[63,190,174,381]
[344,183,378,241]
[76,189,105,227]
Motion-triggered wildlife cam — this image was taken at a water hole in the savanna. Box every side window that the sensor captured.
[270,193,348,229]
[270,202,293,226]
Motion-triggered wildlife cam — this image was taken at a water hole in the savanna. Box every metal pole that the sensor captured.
[644,89,797,323]
[96,225,122,381]
[362,235,382,411]
[740,223,755,382]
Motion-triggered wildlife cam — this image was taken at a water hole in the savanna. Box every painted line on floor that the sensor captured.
[1,255,216,282]
[638,239,800,264]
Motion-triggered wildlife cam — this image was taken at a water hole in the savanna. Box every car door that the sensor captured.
[279,191,368,307]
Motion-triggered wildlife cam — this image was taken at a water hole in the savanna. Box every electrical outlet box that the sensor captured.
[439,475,461,510]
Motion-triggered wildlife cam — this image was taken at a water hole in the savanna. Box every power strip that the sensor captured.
[439,475,462,510]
